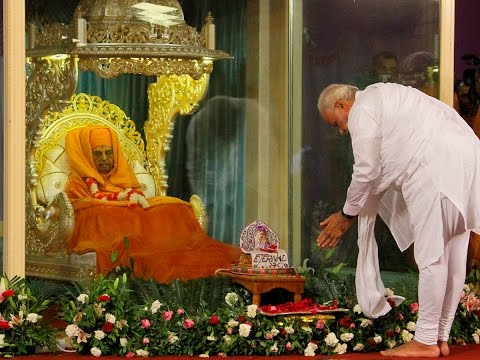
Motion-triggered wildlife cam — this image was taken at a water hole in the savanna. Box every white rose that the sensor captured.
[239,323,251,337]
[270,327,279,336]
[473,333,480,345]
[270,342,278,352]
[207,335,217,341]
[225,293,239,306]
[360,319,372,328]
[340,332,354,342]
[223,335,231,344]
[406,321,416,332]
[284,325,294,334]
[302,326,312,333]
[0,334,5,347]
[304,342,318,356]
[90,347,102,357]
[227,319,239,328]
[325,332,339,347]
[120,337,128,347]
[385,288,394,297]
[151,300,162,314]
[353,304,362,314]
[26,313,42,323]
[247,304,258,318]
[199,354,209,358]
[387,339,397,349]
[65,324,80,337]
[17,294,28,301]
[94,330,106,340]
[334,343,348,355]
[105,313,116,324]
[77,294,89,304]
[374,335,382,344]
[168,332,179,344]
[136,349,149,357]
[353,343,364,351]
[401,329,414,342]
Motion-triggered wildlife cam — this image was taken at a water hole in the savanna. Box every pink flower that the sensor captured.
[396,312,404,321]
[227,328,233,334]
[349,322,356,329]
[126,352,135,357]
[265,333,273,340]
[286,342,292,350]
[143,337,150,345]
[183,319,195,329]
[315,319,325,329]
[410,302,419,314]
[177,308,184,315]
[162,310,173,321]
[141,319,151,329]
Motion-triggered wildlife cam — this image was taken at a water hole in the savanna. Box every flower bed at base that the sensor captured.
[2,272,480,357]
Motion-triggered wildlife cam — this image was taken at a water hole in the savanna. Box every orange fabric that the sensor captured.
[89,127,112,149]
[64,126,240,283]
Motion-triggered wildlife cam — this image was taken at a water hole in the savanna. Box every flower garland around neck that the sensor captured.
[85,177,150,209]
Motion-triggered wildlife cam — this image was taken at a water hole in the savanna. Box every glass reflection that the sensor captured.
[301,0,440,270]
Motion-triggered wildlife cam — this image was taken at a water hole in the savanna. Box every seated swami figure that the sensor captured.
[64,126,240,283]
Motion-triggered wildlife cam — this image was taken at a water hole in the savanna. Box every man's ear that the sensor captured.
[337,99,353,111]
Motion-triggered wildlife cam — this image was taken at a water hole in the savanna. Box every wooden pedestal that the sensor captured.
[216,270,306,305]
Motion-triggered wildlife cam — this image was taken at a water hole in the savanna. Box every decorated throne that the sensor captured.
[26,93,208,281]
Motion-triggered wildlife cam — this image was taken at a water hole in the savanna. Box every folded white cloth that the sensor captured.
[355,193,405,318]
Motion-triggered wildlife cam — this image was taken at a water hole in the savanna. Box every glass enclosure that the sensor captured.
[20,0,457,279]
[300,0,440,270]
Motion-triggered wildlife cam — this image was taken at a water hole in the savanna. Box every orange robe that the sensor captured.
[65,126,240,283]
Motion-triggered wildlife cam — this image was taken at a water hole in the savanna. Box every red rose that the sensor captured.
[386,329,395,338]
[367,337,377,347]
[238,315,246,323]
[1,289,14,298]
[338,316,353,328]
[102,322,114,333]
[209,315,220,325]
[0,321,11,330]
[396,312,404,321]
[279,328,287,338]
[97,294,111,302]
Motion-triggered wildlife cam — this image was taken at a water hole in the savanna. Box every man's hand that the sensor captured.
[316,211,355,248]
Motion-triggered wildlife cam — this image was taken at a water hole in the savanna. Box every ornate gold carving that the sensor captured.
[38,93,147,175]
[25,55,77,251]
[144,73,210,196]
[77,57,214,79]
[189,195,208,233]
[27,23,73,56]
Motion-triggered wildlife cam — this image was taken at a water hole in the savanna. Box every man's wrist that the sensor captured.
[341,209,357,220]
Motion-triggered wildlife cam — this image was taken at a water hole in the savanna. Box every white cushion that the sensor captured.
[36,159,69,205]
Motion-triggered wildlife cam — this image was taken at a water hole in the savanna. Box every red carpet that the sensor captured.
[10,344,480,359]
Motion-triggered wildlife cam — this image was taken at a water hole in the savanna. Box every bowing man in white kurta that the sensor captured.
[316,83,480,358]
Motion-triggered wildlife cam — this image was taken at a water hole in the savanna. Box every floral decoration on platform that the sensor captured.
[4,264,480,357]
[0,277,55,357]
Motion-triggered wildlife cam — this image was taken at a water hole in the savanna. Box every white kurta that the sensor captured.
[344,83,480,317]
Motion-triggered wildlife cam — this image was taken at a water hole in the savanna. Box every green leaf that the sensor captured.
[114,277,119,290]
[123,237,130,250]
[111,250,118,263]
